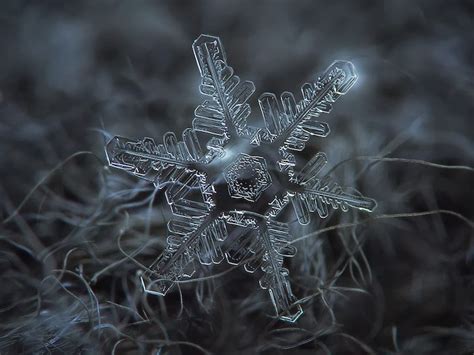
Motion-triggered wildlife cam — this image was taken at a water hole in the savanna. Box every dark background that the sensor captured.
[0,0,473,354]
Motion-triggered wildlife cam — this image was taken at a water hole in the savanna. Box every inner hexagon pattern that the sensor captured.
[224,154,272,202]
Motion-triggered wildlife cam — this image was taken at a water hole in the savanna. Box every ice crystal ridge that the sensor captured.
[105,35,377,322]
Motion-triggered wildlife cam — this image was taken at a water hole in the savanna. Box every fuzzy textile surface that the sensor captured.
[0,1,473,354]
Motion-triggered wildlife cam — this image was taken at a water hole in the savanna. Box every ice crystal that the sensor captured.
[105,34,377,322]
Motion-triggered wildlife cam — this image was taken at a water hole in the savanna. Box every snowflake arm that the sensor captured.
[258,61,357,176]
[192,35,255,146]
[260,60,357,147]
[105,128,208,185]
[224,212,302,322]
[256,219,302,322]
[140,167,227,295]
[290,152,377,224]
[142,213,227,296]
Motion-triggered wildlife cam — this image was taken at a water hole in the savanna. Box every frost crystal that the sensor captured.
[105,34,377,322]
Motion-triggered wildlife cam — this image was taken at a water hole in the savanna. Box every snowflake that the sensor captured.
[105,34,377,322]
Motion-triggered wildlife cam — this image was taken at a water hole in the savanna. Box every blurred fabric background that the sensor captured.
[0,0,473,353]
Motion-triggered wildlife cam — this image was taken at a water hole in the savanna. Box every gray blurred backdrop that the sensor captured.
[0,1,473,354]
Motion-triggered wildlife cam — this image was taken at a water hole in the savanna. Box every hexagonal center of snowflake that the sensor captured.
[224,153,272,202]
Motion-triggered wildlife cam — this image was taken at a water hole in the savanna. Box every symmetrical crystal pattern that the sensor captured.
[224,154,272,202]
[105,34,377,322]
